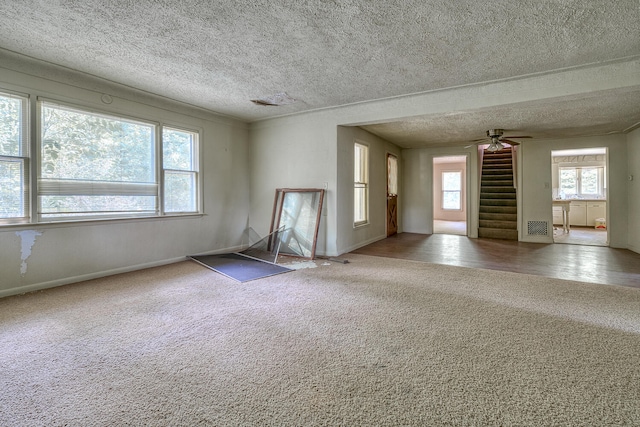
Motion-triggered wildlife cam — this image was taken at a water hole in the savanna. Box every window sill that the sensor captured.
[0,213,205,231]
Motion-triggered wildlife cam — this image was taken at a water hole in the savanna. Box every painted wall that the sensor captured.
[0,56,251,297]
[627,127,640,254]
[250,59,637,253]
[402,147,479,236]
[518,134,628,247]
[336,126,402,254]
[433,161,466,221]
[248,112,338,255]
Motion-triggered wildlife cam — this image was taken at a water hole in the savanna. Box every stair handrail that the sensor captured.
[511,146,518,190]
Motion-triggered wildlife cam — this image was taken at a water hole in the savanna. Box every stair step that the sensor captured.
[479,212,517,221]
[483,164,513,169]
[483,148,511,157]
[480,198,517,206]
[481,183,516,193]
[483,173,513,179]
[479,220,517,229]
[478,227,518,240]
[483,157,512,163]
[480,206,518,214]
[482,169,514,176]
[480,192,517,199]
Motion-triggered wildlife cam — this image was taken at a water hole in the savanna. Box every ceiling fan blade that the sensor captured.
[503,135,532,139]
[501,139,520,145]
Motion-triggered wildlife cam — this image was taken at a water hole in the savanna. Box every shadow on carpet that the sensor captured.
[189,253,292,283]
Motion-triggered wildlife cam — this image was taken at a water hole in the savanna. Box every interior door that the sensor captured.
[387,153,398,236]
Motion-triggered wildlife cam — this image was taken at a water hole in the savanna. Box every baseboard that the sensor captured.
[339,234,388,255]
[0,244,247,299]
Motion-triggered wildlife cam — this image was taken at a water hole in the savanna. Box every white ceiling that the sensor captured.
[0,0,638,148]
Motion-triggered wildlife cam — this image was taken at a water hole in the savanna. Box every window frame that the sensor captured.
[0,91,202,227]
[354,141,369,227]
[441,170,462,211]
[0,89,30,225]
[559,165,604,198]
[161,125,200,215]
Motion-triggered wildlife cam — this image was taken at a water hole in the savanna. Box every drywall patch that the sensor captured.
[16,230,42,275]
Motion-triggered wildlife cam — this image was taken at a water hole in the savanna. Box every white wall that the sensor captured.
[0,55,251,297]
[336,126,401,254]
[518,135,628,246]
[627,127,640,254]
[248,112,338,256]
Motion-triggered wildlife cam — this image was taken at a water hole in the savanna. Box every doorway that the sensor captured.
[433,155,467,236]
[551,148,608,246]
[386,153,398,237]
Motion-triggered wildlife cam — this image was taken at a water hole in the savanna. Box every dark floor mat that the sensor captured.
[189,253,292,283]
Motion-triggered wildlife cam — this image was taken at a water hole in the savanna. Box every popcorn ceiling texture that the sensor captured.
[0,0,638,143]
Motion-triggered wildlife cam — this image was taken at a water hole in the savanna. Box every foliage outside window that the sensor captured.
[0,92,29,224]
[354,142,369,226]
[559,166,603,198]
[163,127,198,213]
[39,102,157,219]
[442,171,462,210]
[0,92,201,225]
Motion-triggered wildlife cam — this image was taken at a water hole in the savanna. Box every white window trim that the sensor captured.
[354,140,369,227]
[0,92,203,226]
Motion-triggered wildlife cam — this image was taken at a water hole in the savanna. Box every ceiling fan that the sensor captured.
[465,129,532,152]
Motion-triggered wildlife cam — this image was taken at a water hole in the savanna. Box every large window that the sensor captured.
[0,92,29,223]
[0,92,201,225]
[442,171,462,210]
[559,166,604,198]
[39,102,157,219]
[354,142,369,226]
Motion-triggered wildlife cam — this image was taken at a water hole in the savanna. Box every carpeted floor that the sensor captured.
[1,254,639,426]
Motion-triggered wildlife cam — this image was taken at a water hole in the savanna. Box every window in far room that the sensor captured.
[354,141,369,226]
[442,170,462,210]
[559,166,604,198]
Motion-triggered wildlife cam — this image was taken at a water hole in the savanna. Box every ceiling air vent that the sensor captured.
[250,92,296,106]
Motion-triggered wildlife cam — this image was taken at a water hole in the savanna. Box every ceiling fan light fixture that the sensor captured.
[487,139,504,152]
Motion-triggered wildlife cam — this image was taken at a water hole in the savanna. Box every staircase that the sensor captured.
[478,148,518,240]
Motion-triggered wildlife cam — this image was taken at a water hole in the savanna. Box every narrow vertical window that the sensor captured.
[0,92,29,223]
[442,171,462,210]
[387,154,398,196]
[162,127,199,213]
[354,142,369,226]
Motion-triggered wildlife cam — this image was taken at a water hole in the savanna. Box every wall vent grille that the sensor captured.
[527,220,548,236]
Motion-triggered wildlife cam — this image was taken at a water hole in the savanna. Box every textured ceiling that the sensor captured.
[0,0,638,147]
[361,87,640,148]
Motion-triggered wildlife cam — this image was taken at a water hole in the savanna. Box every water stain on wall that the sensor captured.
[16,230,43,275]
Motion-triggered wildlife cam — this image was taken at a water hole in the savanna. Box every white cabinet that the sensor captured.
[552,206,564,225]
[569,202,587,226]
[586,201,606,226]
[563,200,606,227]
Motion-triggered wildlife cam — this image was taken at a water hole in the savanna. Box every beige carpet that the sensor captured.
[1,254,639,426]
